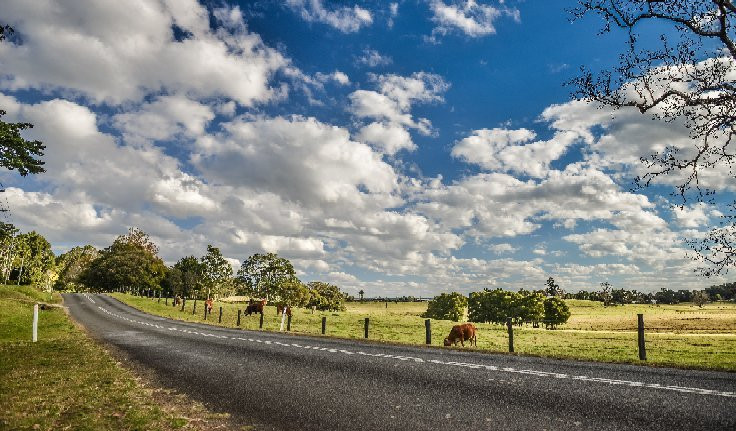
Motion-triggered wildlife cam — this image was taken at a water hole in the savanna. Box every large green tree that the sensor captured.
[54,245,99,291]
[13,231,54,285]
[173,256,206,298]
[236,252,296,300]
[200,245,233,298]
[82,230,165,293]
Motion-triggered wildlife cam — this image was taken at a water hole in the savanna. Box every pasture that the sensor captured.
[113,294,736,372]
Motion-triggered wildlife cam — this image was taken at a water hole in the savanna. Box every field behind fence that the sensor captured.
[110,293,736,372]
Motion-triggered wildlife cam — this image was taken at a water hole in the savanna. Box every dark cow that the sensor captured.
[443,323,477,347]
[276,304,292,316]
[245,299,267,316]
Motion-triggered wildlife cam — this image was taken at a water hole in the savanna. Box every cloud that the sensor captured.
[349,72,450,152]
[113,95,215,143]
[356,122,415,155]
[192,115,398,207]
[489,243,517,254]
[0,0,287,106]
[451,127,581,178]
[355,49,393,68]
[429,0,520,38]
[286,0,373,33]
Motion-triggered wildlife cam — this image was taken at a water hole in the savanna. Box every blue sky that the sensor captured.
[0,0,731,296]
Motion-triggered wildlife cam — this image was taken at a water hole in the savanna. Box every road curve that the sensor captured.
[63,293,736,430]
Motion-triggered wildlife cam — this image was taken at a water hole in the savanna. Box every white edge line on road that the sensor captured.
[93,303,736,399]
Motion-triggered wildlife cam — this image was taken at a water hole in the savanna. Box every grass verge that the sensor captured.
[0,285,237,431]
[114,293,736,372]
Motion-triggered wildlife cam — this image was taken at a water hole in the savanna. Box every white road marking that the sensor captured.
[91,300,736,399]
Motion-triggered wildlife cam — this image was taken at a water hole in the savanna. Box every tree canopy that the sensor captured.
[0,25,45,176]
[422,292,467,321]
[572,1,736,275]
[236,252,296,300]
[82,230,165,293]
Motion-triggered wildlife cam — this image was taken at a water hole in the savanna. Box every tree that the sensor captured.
[358,289,365,301]
[571,1,736,275]
[236,253,296,300]
[422,292,468,321]
[693,290,710,307]
[0,222,19,282]
[200,245,233,298]
[545,277,562,297]
[280,278,310,308]
[13,231,54,285]
[1,24,45,177]
[306,281,346,311]
[174,256,206,298]
[599,282,613,307]
[543,297,571,329]
[82,229,165,293]
[55,245,99,291]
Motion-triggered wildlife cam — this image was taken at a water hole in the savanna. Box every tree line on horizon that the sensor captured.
[0,225,347,311]
[2,225,735,313]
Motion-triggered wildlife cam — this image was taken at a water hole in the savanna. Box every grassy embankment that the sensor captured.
[0,285,232,430]
[113,293,736,372]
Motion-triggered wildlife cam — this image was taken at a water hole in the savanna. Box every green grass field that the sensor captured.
[0,286,232,430]
[113,294,736,372]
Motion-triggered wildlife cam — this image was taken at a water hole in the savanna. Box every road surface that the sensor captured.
[63,293,736,430]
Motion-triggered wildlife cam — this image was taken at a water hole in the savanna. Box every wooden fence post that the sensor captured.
[287,314,292,331]
[193,299,197,315]
[204,304,207,320]
[506,317,514,353]
[425,319,431,344]
[259,312,264,329]
[181,298,185,312]
[218,306,222,323]
[364,317,369,338]
[321,316,327,335]
[638,314,646,361]
[237,309,241,326]
[157,292,161,303]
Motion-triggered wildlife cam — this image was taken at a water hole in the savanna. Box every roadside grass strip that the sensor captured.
[96,301,736,399]
[0,287,232,431]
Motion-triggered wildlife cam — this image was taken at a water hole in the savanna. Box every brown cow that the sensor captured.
[276,304,292,316]
[245,299,267,316]
[443,323,477,347]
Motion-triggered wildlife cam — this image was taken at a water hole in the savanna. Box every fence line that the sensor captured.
[116,293,651,360]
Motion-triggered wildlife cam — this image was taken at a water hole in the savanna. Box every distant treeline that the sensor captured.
[563,285,735,305]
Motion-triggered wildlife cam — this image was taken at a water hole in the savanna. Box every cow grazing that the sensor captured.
[443,323,477,347]
[276,304,292,316]
[245,299,267,316]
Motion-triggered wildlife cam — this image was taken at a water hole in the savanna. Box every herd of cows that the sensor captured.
[240,299,478,348]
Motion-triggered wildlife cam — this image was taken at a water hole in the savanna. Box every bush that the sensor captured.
[306,281,346,311]
[422,292,467,321]
[543,297,571,329]
[469,289,545,326]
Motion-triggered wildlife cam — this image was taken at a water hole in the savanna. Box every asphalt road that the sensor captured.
[63,293,736,430]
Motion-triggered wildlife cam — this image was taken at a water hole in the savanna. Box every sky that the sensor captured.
[0,0,732,297]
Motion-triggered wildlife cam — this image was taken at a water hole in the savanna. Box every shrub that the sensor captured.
[543,297,571,329]
[422,292,467,321]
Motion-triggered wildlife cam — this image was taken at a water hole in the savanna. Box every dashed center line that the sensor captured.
[94,302,736,399]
